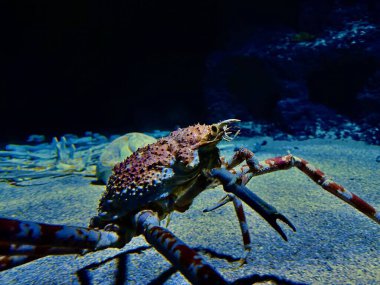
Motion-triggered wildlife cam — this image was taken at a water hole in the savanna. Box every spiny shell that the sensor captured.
[96,124,214,221]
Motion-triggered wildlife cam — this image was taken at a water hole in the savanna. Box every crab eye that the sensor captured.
[211,125,218,134]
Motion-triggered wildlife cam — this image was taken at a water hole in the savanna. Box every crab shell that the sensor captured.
[90,120,240,230]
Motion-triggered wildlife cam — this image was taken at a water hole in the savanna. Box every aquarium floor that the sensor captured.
[0,138,379,285]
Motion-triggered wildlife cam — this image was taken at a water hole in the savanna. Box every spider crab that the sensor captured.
[0,119,379,284]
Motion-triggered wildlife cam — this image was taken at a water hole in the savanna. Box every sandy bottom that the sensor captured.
[0,137,379,284]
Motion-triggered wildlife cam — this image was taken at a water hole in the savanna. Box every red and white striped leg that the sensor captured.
[0,217,123,270]
[135,210,228,285]
[0,217,122,249]
[204,194,252,264]
[224,148,252,168]
[0,243,82,271]
[230,195,252,263]
[236,154,380,224]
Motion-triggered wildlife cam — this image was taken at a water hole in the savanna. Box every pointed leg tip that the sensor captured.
[271,222,289,241]
[281,232,289,242]
[278,214,297,232]
[268,213,297,241]
[286,221,297,233]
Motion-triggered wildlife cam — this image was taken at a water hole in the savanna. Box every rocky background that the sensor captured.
[204,0,380,144]
[1,1,380,144]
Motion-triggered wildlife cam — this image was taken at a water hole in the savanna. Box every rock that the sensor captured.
[96,133,156,184]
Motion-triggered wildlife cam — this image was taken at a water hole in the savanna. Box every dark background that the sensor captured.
[1,1,379,142]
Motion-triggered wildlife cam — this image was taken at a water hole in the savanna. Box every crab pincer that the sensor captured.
[209,168,296,241]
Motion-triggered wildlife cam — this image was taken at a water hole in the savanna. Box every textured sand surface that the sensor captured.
[0,138,379,284]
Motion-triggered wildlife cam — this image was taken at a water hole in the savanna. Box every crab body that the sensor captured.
[90,122,230,240]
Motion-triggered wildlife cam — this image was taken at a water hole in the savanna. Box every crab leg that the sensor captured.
[0,217,122,249]
[0,217,123,270]
[235,154,380,224]
[204,194,252,262]
[223,148,379,224]
[135,210,228,285]
[223,148,258,171]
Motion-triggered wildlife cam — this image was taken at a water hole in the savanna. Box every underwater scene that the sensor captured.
[0,1,379,285]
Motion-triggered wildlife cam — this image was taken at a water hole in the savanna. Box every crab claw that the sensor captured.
[210,168,296,241]
[265,213,296,241]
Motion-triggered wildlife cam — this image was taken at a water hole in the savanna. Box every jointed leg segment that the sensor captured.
[236,153,380,224]
[0,217,123,271]
[135,210,228,285]
[204,193,252,263]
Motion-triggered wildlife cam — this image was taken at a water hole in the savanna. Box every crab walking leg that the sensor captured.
[204,194,252,261]
[230,195,252,255]
[0,217,123,250]
[0,217,124,271]
[0,242,90,272]
[0,244,76,271]
[235,154,380,224]
[224,148,257,171]
[135,210,228,285]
